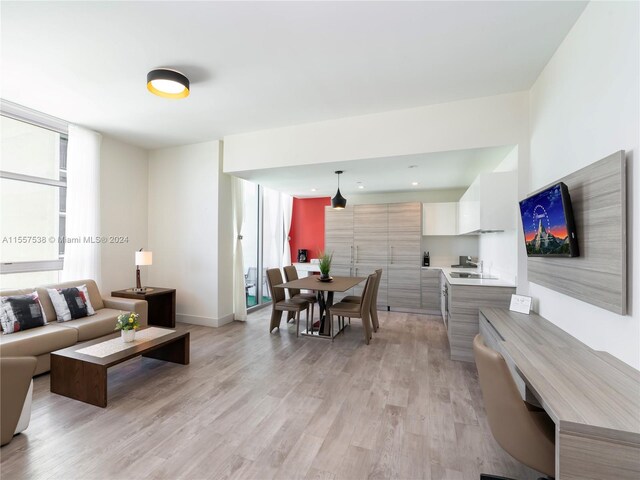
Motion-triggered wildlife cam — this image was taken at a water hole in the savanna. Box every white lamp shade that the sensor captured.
[135,251,153,266]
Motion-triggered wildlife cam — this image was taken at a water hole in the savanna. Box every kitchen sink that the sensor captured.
[450,272,498,280]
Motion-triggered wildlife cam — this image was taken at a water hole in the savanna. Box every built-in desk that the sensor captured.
[479,307,640,480]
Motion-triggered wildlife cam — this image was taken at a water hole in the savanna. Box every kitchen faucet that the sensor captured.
[466,257,484,274]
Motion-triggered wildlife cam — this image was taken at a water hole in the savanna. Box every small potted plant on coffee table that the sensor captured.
[318,251,333,282]
[115,312,140,343]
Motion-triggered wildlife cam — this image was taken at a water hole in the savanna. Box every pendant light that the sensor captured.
[147,68,190,99]
[331,170,347,209]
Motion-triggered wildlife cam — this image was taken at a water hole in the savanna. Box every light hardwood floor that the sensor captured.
[0,309,541,480]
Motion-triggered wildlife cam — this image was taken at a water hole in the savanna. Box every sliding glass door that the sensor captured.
[241,181,286,311]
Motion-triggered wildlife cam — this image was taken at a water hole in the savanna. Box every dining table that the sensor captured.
[276,275,366,339]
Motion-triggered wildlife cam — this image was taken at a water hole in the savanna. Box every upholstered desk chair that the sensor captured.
[473,334,556,480]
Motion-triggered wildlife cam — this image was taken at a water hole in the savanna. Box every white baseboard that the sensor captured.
[177,312,235,328]
[217,313,235,327]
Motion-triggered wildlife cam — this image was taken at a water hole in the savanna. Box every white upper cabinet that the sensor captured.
[458,171,517,234]
[422,202,458,236]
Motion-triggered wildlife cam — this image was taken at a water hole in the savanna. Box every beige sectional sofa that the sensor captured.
[0,279,148,375]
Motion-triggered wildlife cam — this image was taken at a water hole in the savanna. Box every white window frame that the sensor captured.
[0,99,69,275]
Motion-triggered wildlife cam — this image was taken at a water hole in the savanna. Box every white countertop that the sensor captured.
[293,262,321,272]
[421,265,516,288]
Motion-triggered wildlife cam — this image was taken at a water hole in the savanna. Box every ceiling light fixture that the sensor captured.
[311,188,317,192]
[358,185,364,189]
[412,182,419,186]
[147,68,190,99]
[331,171,347,209]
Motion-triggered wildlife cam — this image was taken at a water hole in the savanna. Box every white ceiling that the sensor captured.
[1,1,586,150]
[238,145,515,197]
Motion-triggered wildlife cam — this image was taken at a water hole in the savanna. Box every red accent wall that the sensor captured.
[289,197,331,263]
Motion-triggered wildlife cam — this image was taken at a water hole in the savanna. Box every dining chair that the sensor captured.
[341,268,382,332]
[327,272,377,344]
[283,265,317,322]
[265,268,310,336]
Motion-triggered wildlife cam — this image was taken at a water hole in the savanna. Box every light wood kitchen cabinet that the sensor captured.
[387,202,421,308]
[422,202,458,236]
[325,207,355,302]
[353,204,388,265]
[325,206,354,265]
[324,202,421,310]
[420,269,440,312]
[446,283,515,362]
[387,265,420,308]
[388,202,421,265]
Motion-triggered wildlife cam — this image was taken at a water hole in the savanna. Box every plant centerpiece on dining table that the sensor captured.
[115,312,141,343]
[318,251,333,281]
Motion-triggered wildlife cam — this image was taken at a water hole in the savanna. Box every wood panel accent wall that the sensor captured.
[527,151,627,314]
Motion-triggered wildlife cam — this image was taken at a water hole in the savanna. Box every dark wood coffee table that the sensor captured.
[50,327,189,407]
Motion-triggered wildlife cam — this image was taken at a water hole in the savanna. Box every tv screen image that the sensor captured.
[519,182,579,257]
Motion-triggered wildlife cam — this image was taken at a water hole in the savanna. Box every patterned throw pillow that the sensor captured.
[47,284,96,322]
[0,292,47,334]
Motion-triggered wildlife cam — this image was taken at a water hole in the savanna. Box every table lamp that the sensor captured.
[134,248,153,292]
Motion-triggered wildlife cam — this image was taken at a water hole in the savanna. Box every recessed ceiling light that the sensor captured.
[412,182,419,186]
[358,185,364,189]
[311,188,317,192]
[408,165,418,169]
[147,68,190,99]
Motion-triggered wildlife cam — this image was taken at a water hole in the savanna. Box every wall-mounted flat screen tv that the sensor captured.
[519,182,579,257]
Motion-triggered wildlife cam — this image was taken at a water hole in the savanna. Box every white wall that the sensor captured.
[148,140,233,327]
[224,92,529,173]
[100,136,148,295]
[479,146,519,283]
[529,1,640,368]
[345,188,466,205]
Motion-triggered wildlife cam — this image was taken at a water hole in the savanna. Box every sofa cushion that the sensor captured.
[56,308,121,341]
[0,323,78,357]
[46,285,96,322]
[36,279,104,322]
[1,293,47,334]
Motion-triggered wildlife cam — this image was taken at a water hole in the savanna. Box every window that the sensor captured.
[0,105,68,289]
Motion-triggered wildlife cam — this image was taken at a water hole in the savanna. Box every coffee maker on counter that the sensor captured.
[297,249,308,263]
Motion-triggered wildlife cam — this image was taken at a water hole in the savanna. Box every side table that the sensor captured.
[111,287,176,328]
